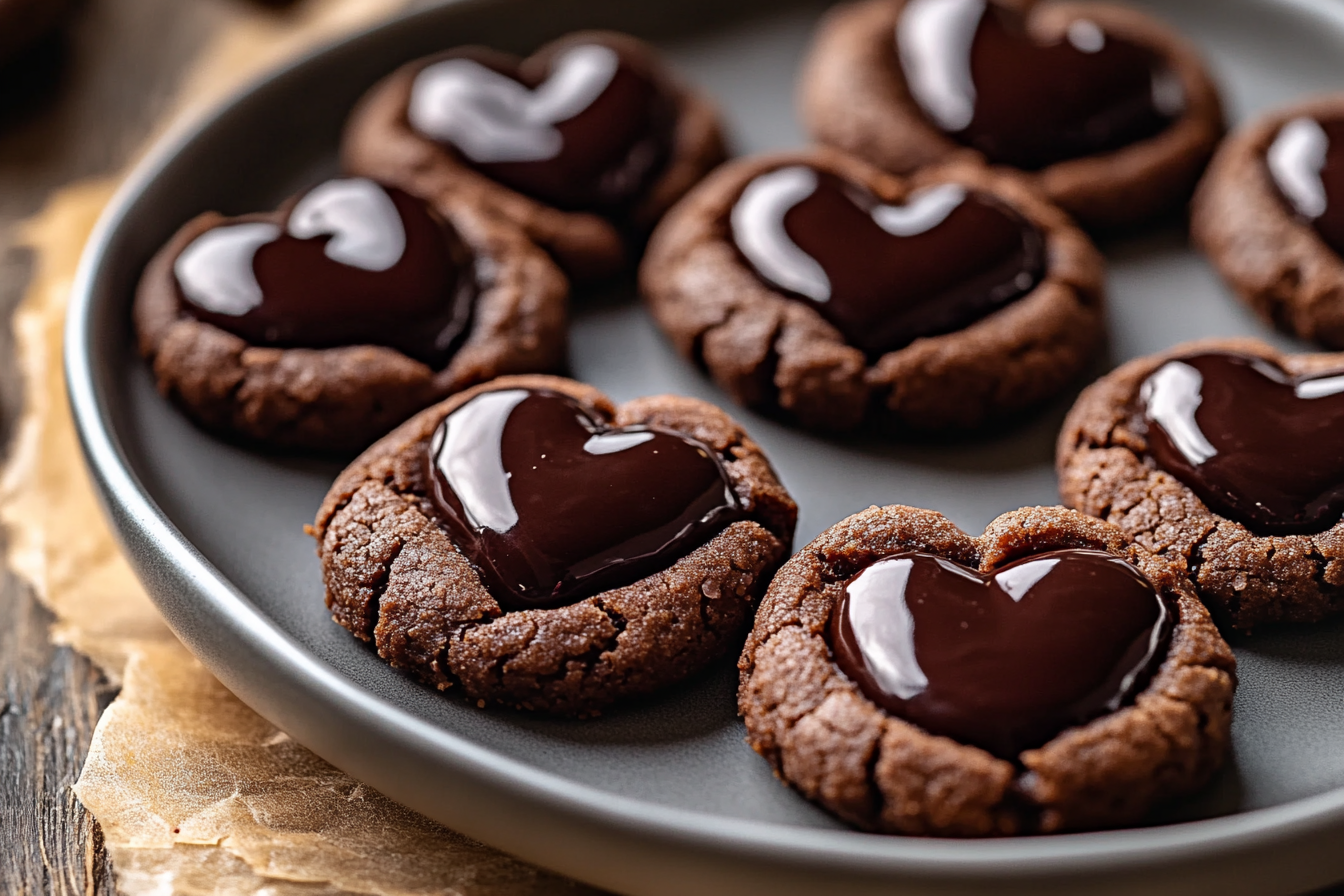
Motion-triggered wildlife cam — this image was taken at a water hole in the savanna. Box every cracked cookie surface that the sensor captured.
[738,504,1235,835]
[136,192,568,453]
[798,0,1224,230]
[1192,95,1344,348]
[640,148,1105,432]
[1057,337,1344,630]
[342,31,727,281]
[313,375,797,715]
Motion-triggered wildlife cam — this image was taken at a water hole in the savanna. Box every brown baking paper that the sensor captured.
[78,644,593,896]
[0,3,600,893]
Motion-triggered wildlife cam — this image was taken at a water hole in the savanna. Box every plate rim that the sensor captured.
[61,0,1344,889]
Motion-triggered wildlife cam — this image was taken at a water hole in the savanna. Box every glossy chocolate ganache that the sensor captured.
[407,41,678,211]
[897,0,1185,170]
[425,389,747,610]
[173,178,475,368]
[830,549,1172,758]
[1140,351,1344,535]
[730,165,1045,358]
[1267,116,1344,257]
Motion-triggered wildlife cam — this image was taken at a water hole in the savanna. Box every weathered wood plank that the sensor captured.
[0,2,228,891]
[0,551,116,896]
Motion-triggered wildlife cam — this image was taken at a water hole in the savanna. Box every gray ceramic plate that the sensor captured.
[65,0,1344,893]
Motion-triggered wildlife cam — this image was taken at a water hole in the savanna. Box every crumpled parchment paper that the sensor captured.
[79,644,593,896]
[0,3,601,893]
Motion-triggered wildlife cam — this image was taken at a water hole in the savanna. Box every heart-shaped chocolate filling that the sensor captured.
[1141,352,1344,535]
[897,0,1184,170]
[730,165,1044,358]
[831,549,1171,758]
[1267,116,1344,257]
[407,41,677,211]
[425,389,746,610]
[173,177,475,368]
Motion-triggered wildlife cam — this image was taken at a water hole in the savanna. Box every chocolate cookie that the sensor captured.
[738,504,1235,836]
[135,177,568,453]
[798,0,1224,230]
[640,149,1105,432]
[1058,338,1344,630]
[1192,95,1344,347]
[312,375,797,715]
[341,31,727,281]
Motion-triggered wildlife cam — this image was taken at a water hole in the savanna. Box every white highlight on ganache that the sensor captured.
[1111,592,1169,712]
[288,178,406,272]
[731,167,968,304]
[434,389,530,533]
[872,183,966,235]
[846,558,930,700]
[1295,372,1344,400]
[900,1,1185,127]
[173,222,280,316]
[994,557,1059,602]
[1269,117,1331,220]
[409,44,619,164]
[174,179,408,316]
[1141,361,1218,465]
[897,0,984,132]
[1066,19,1105,53]
[731,166,831,302]
[583,431,655,455]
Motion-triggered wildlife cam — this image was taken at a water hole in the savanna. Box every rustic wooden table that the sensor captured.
[0,1,253,891]
[0,1,1340,894]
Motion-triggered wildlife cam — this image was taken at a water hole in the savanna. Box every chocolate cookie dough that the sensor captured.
[342,31,727,281]
[313,375,797,715]
[799,0,1224,230]
[1192,95,1344,348]
[640,148,1105,432]
[135,177,568,453]
[1058,338,1344,630]
[738,504,1235,836]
